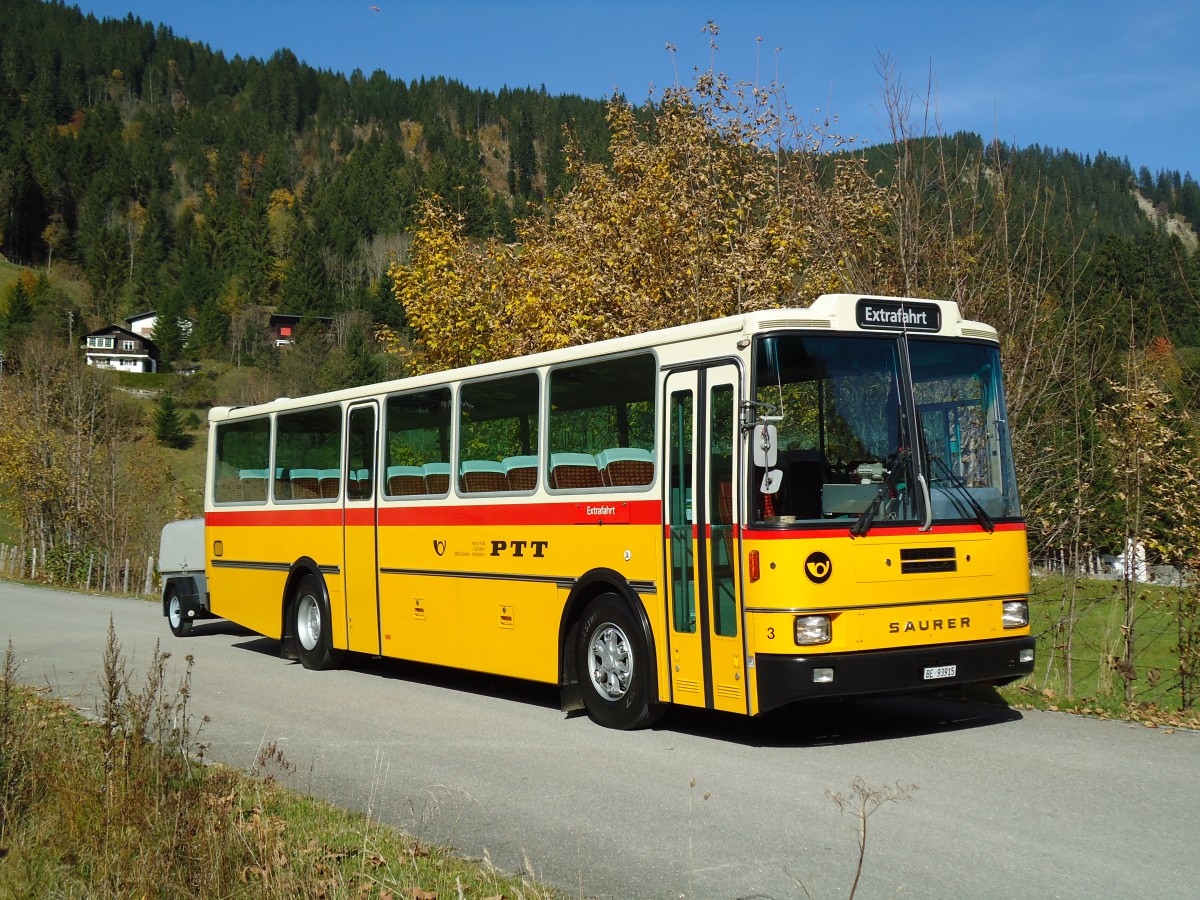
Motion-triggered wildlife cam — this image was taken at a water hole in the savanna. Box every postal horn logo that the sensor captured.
[805,551,833,584]
[433,540,447,557]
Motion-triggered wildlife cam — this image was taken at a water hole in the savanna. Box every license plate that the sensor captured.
[923,665,957,680]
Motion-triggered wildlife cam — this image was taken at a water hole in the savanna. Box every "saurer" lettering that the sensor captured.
[889,617,970,633]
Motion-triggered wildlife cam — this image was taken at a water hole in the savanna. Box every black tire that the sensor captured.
[166,587,193,638]
[577,594,659,730]
[292,574,345,670]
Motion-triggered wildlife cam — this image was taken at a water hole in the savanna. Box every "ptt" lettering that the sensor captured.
[490,539,549,558]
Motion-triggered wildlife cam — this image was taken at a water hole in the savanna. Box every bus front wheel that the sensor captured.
[293,575,344,670]
[577,594,658,730]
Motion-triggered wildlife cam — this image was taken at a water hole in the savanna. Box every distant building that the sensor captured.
[125,310,193,339]
[269,313,334,347]
[125,310,158,337]
[83,324,160,373]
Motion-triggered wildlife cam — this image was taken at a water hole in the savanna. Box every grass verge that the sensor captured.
[0,626,557,899]
[988,575,1200,729]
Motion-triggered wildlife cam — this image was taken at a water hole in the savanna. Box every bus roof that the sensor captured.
[210,294,995,423]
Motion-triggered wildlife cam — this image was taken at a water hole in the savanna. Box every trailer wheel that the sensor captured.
[166,587,192,638]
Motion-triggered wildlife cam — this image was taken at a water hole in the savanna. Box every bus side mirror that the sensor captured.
[760,469,782,494]
[753,423,778,469]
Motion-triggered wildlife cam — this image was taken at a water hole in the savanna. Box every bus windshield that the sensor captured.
[910,338,1021,523]
[752,334,1020,527]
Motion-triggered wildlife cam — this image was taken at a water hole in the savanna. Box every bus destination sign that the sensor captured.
[855,298,942,333]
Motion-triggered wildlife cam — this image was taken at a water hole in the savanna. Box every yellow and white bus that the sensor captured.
[163,293,1034,729]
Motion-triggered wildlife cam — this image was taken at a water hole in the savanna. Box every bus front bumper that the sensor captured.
[754,636,1036,714]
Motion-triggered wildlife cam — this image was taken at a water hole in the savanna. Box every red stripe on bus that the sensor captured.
[377,500,662,527]
[207,500,663,528]
[206,509,345,528]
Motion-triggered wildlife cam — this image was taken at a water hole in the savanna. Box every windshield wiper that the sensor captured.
[850,451,910,538]
[929,455,995,532]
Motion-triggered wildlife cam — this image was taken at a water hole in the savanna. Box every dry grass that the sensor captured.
[0,626,559,899]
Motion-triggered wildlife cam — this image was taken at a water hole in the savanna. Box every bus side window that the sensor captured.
[213,417,270,505]
[458,374,539,494]
[548,353,656,490]
[275,407,342,502]
[384,388,452,498]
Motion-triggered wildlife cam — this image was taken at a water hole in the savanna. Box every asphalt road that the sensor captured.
[2,580,1198,899]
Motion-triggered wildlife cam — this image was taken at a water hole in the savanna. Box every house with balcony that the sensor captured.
[83,324,160,373]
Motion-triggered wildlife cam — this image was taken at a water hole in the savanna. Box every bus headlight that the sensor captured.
[794,615,831,645]
[1002,600,1029,629]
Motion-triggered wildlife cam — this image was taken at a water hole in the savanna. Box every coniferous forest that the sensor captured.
[1,0,1198,377]
[0,0,614,375]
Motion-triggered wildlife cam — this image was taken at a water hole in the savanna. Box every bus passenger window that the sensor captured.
[213,417,270,504]
[384,389,451,498]
[548,353,656,490]
[458,374,539,494]
[275,407,342,502]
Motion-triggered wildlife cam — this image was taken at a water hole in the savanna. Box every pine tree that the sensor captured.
[281,221,329,314]
[154,392,190,449]
[1,277,35,355]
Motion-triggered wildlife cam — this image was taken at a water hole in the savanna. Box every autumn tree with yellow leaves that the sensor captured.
[389,65,894,374]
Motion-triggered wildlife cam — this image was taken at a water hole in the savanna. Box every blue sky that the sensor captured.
[76,0,1198,178]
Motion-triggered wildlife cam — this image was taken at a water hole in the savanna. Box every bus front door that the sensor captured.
[664,364,747,714]
[344,402,381,655]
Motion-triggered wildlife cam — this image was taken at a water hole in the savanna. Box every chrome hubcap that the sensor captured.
[588,623,632,700]
[297,593,321,651]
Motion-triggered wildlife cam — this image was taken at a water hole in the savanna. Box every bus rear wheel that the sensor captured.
[293,575,344,670]
[577,594,659,730]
